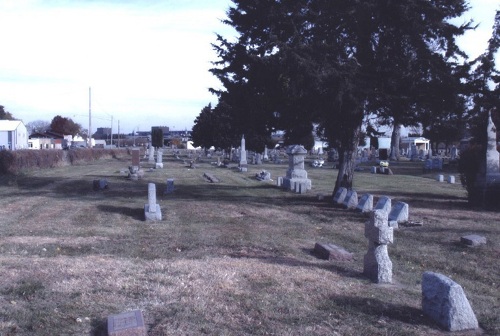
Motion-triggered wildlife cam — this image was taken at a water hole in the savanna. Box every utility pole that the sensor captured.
[118,120,120,147]
[110,115,113,147]
[88,87,92,148]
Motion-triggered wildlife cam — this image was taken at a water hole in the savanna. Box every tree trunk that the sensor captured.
[389,123,402,161]
[333,124,362,195]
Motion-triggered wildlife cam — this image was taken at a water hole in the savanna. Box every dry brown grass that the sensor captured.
[0,152,498,335]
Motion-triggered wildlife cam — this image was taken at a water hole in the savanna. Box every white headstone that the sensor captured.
[356,194,373,213]
[144,183,162,221]
[343,190,358,209]
[333,187,348,205]
[374,196,391,214]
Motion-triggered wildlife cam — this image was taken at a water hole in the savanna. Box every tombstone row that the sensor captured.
[333,188,409,228]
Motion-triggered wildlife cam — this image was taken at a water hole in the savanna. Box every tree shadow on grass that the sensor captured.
[90,318,107,336]
[97,204,144,221]
[326,294,439,328]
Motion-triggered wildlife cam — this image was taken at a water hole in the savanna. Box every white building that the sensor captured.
[0,120,29,150]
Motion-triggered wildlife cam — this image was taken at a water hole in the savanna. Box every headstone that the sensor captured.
[363,210,393,283]
[450,145,458,160]
[108,310,147,336]
[422,272,478,331]
[276,176,283,187]
[437,174,444,182]
[333,187,347,205]
[343,190,358,209]
[371,166,377,174]
[131,148,140,167]
[263,146,269,161]
[155,150,163,169]
[314,242,353,261]
[148,145,155,163]
[164,178,175,194]
[460,234,487,247]
[239,135,248,172]
[144,183,162,221]
[203,172,220,183]
[93,179,108,191]
[255,153,262,165]
[447,175,455,184]
[356,194,373,213]
[255,170,271,181]
[281,145,312,191]
[388,201,409,227]
[374,196,391,214]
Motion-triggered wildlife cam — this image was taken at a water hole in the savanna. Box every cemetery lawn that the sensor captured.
[0,152,498,336]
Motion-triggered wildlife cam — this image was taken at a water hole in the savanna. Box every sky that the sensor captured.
[0,0,498,135]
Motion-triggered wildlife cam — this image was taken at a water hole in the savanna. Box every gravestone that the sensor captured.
[281,145,312,191]
[356,194,373,213]
[333,187,347,205]
[437,174,444,182]
[363,210,393,283]
[276,176,283,187]
[93,179,108,191]
[472,111,500,208]
[144,183,162,221]
[239,135,248,172]
[447,175,455,184]
[314,242,353,261]
[388,201,409,228]
[155,150,163,169]
[108,310,147,336]
[343,190,358,209]
[148,145,155,163]
[263,146,269,161]
[460,234,486,247]
[164,178,175,194]
[422,272,478,331]
[256,170,271,181]
[450,145,458,160]
[131,148,140,167]
[374,196,391,214]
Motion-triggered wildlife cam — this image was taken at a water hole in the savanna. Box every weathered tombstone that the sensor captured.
[314,242,353,261]
[155,150,163,169]
[437,174,444,182]
[356,194,373,213]
[388,201,409,228]
[460,234,487,247]
[93,179,108,191]
[276,176,283,187]
[263,146,269,161]
[239,135,248,172]
[422,272,478,331]
[343,190,358,209]
[363,210,393,283]
[450,145,458,160]
[255,153,262,165]
[371,166,377,174]
[282,145,312,191]
[333,187,347,205]
[374,196,391,214]
[164,178,175,194]
[447,175,455,184]
[108,310,147,336]
[131,148,140,167]
[148,145,155,163]
[256,170,271,181]
[144,183,162,221]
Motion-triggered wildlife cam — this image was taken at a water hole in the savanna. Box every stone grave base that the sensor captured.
[144,204,162,221]
[282,177,311,191]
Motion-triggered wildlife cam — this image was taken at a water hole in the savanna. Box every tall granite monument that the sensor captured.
[239,135,248,172]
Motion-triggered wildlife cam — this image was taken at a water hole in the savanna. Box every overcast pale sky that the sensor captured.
[0,0,498,134]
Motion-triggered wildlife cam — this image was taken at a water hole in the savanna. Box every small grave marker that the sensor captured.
[314,242,353,261]
[93,179,108,191]
[374,196,391,214]
[356,194,373,213]
[144,183,162,221]
[388,201,409,228]
[333,187,347,205]
[165,178,175,194]
[108,310,146,336]
[343,190,358,209]
[460,234,486,247]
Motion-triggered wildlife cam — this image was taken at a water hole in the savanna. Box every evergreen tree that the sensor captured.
[211,0,472,192]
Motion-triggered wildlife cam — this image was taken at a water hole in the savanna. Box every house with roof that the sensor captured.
[28,131,71,149]
[0,120,28,150]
